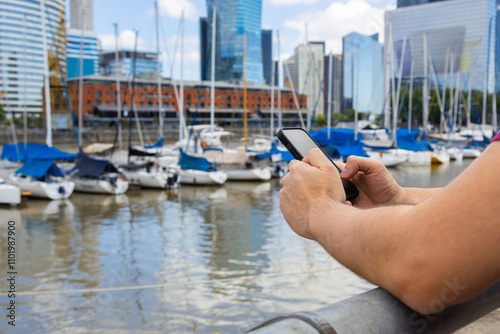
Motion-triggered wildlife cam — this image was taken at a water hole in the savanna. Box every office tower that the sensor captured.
[66,30,99,79]
[343,33,384,114]
[100,51,161,77]
[294,43,325,116]
[200,17,209,81]
[324,54,343,115]
[261,29,273,85]
[70,0,94,31]
[67,0,98,79]
[273,60,279,87]
[0,0,66,115]
[204,0,264,85]
[386,0,496,95]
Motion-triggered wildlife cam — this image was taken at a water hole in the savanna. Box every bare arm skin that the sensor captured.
[279,144,500,314]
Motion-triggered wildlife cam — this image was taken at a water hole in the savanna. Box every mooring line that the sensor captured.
[17,267,346,296]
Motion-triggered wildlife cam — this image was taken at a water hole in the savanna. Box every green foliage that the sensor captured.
[0,103,5,123]
[314,113,327,126]
[346,109,356,121]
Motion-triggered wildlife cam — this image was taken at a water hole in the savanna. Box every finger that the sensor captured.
[340,155,385,179]
[302,148,335,172]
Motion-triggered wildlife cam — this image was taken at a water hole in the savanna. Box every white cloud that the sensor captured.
[284,0,394,54]
[99,29,147,51]
[161,34,200,78]
[158,0,199,21]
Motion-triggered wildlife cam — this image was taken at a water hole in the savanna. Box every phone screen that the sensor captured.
[280,128,320,160]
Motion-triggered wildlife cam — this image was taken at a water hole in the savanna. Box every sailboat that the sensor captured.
[9,160,75,200]
[120,147,180,189]
[4,14,77,200]
[68,154,128,194]
[118,7,180,190]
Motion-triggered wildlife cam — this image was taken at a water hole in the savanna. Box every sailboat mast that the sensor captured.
[494,65,498,131]
[179,11,185,142]
[41,0,52,147]
[394,38,407,142]
[270,32,275,140]
[305,23,311,131]
[327,52,333,140]
[408,59,414,132]
[155,1,163,140]
[482,69,488,127]
[422,32,429,134]
[243,34,248,150]
[210,7,216,137]
[78,9,84,147]
[467,67,472,130]
[277,30,282,130]
[113,23,122,150]
[354,47,359,143]
[389,23,397,136]
[23,14,27,148]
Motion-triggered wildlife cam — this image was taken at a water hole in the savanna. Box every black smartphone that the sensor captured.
[277,127,359,201]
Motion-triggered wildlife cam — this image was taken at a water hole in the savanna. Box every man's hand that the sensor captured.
[279,148,345,240]
[338,155,405,209]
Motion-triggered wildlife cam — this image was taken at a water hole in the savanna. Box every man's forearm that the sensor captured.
[399,187,442,205]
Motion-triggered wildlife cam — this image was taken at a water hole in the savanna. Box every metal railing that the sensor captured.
[247,281,500,334]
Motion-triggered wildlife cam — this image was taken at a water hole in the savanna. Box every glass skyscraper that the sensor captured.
[386,0,497,93]
[343,33,384,114]
[397,0,444,7]
[66,29,99,79]
[261,29,273,85]
[100,51,161,77]
[0,0,66,115]
[204,0,264,85]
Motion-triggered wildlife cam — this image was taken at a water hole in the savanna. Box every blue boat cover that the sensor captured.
[333,143,369,158]
[396,129,432,152]
[310,128,357,147]
[310,128,368,158]
[1,143,79,162]
[179,148,213,171]
[247,143,295,162]
[144,137,163,149]
[15,160,64,179]
[69,155,119,178]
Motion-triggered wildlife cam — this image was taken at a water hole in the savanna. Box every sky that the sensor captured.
[65,0,396,82]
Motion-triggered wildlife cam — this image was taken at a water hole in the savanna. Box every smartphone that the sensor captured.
[277,127,359,201]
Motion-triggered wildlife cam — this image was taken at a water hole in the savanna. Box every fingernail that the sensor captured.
[340,168,349,177]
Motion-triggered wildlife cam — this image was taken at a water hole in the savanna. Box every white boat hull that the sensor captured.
[366,151,407,168]
[462,148,481,159]
[121,168,180,189]
[8,174,74,200]
[431,150,450,164]
[0,183,21,205]
[72,176,128,195]
[226,167,272,181]
[180,169,227,185]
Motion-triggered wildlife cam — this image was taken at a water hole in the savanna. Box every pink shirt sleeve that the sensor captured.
[492,132,500,142]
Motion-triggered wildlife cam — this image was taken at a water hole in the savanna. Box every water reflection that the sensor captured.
[0,161,472,333]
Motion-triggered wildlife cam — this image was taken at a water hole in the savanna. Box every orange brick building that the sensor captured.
[66,75,308,126]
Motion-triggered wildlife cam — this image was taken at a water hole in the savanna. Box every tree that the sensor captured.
[0,103,5,123]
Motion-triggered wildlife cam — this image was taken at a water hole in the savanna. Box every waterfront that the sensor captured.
[0,160,499,333]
